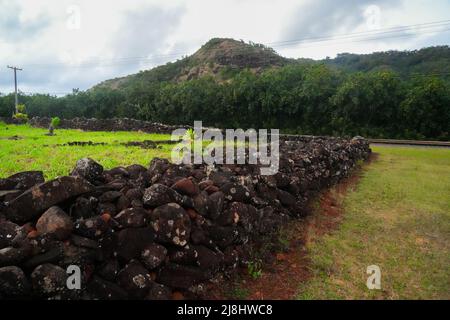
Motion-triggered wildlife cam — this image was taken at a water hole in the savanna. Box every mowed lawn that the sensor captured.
[0,123,173,179]
[297,146,450,299]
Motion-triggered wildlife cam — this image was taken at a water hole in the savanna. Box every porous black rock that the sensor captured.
[117,260,153,299]
[5,176,94,223]
[150,203,191,247]
[0,266,31,298]
[141,243,167,270]
[116,227,156,262]
[30,263,67,297]
[114,208,148,228]
[71,158,104,183]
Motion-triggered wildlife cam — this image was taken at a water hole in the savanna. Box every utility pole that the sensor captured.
[7,65,23,114]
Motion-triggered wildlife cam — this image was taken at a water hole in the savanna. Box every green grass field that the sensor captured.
[297,146,450,299]
[0,123,172,179]
[2,124,449,299]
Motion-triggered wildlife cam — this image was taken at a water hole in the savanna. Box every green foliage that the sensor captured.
[12,112,28,122]
[0,45,448,140]
[247,261,263,280]
[17,104,26,113]
[51,117,61,128]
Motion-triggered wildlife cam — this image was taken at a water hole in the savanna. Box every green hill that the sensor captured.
[323,45,450,78]
[95,38,290,90]
[94,39,449,91]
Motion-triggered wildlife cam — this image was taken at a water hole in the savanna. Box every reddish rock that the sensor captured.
[36,206,73,240]
[171,178,199,196]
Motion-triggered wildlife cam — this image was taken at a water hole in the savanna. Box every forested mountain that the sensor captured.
[324,46,450,77]
[95,39,449,91]
[1,39,449,140]
[95,38,291,91]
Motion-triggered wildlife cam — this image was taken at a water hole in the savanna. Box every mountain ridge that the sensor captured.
[93,38,450,91]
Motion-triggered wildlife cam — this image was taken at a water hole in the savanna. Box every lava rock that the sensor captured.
[168,245,198,266]
[126,164,147,179]
[0,178,16,191]
[171,178,199,196]
[0,266,31,298]
[116,228,155,262]
[114,208,148,228]
[71,158,104,183]
[30,263,67,297]
[0,189,23,202]
[0,245,31,267]
[146,282,172,300]
[195,245,223,269]
[209,171,233,187]
[97,259,120,282]
[36,206,73,240]
[87,275,128,300]
[23,245,64,269]
[5,176,94,223]
[0,221,19,248]
[192,191,209,216]
[1,171,44,190]
[117,260,153,299]
[125,188,143,200]
[70,234,99,250]
[142,184,185,207]
[116,195,131,212]
[221,183,251,203]
[207,191,225,219]
[150,203,191,247]
[97,202,117,216]
[141,243,167,270]
[277,189,296,207]
[157,263,210,290]
[70,196,97,219]
[98,191,122,203]
[216,202,244,226]
[73,215,111,239]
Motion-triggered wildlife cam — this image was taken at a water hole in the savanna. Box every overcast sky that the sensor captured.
[0,0,449,95]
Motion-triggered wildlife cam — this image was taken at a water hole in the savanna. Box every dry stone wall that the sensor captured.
[28,117,190,134]
[0,136,370,299]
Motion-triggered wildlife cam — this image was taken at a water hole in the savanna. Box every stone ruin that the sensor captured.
[28,117,191,134]
[0,136,370,299]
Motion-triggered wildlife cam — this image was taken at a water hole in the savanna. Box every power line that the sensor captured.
[18,19,450,70]
[266,19,450,46]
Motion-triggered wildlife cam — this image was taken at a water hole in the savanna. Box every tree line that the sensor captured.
[1,63,449,140]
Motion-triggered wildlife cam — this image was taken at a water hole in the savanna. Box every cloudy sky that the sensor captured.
[0,0,449,94]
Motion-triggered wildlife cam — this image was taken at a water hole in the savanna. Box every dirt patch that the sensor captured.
[206,153,378,300]
[0,135,23,140]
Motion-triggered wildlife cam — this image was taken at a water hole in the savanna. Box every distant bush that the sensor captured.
[17,104,26,114]
[13,112,29,122]
[51,117,61,128]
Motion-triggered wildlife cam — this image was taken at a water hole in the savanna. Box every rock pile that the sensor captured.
[0,136,370,300]
[28,117,190,134]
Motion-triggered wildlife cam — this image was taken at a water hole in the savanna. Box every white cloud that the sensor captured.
[0,0,448,94]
